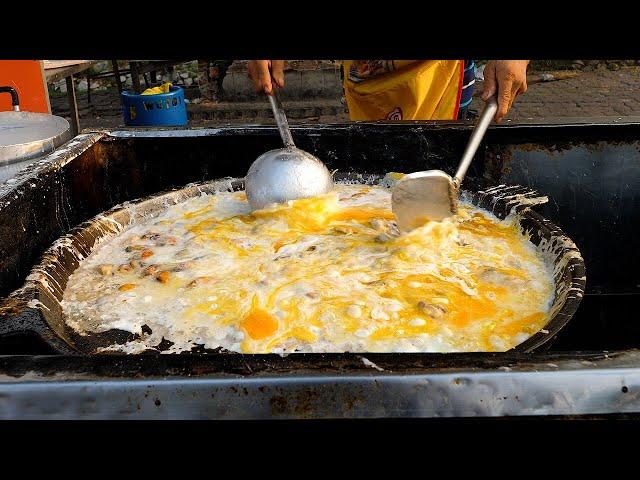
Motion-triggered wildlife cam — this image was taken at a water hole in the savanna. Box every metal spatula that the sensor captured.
[392,97,499,231]
[245,87,333,210]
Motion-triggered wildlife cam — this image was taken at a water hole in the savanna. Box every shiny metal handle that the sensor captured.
[268,88,295,149]
[453,96,498,186]
[0,86,20,112]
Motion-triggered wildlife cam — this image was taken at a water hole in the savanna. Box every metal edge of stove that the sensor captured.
[101,116,640,138]
[1,350,640,419]
[0,131,105,201]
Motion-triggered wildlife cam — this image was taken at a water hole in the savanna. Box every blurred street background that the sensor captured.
[47,60,640,130]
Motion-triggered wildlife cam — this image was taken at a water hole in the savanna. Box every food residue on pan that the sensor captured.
[61,182,555,354]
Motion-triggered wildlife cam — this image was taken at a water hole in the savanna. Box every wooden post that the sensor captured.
[86,72,91,106]
[112,60,123,94]
[130,61,141,94]
[38,60,52,113]
[66,75,79,136]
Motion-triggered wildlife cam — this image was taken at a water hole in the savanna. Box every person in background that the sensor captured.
[196,60,233,103]
[247,60,529,123]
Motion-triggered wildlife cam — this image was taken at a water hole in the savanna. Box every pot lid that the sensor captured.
[0,111,71,165]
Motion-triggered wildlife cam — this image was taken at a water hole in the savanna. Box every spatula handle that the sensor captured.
[268,88,295,149]
[453,96,498,187]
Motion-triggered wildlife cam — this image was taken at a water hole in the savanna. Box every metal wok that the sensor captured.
[0,174,585,354]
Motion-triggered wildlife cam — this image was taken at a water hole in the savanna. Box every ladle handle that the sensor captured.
[268,88,295,149]
[453,96,498,187]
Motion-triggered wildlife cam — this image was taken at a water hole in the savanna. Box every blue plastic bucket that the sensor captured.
[121,85,188,126]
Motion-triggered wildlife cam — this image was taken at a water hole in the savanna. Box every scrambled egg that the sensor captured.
[62,183,554,353]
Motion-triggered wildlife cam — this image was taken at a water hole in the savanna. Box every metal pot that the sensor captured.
[0,86,71,183]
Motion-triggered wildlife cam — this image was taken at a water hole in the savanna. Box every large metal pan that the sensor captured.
[0,174,586,354]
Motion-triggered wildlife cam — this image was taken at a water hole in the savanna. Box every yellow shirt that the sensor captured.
[342,60,463,121]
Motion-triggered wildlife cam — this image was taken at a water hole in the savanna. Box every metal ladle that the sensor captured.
[245,87,333,210]
[391,96,499,231]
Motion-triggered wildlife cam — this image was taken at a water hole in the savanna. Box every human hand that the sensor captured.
[247,60,285,94]
[482,60,529,122]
